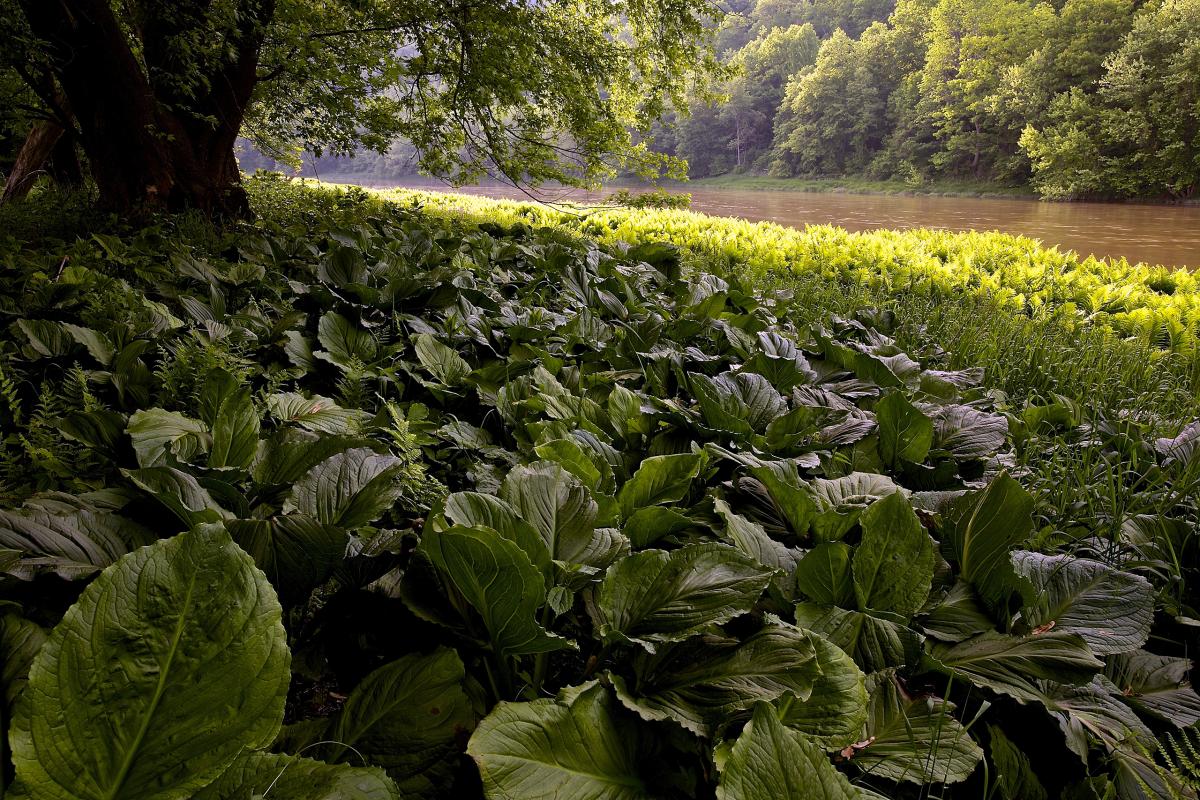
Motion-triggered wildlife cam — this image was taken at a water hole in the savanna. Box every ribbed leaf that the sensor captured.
[10,525,290,800]
[777,631,867,749]
[611,624,820,736]
[940,472,1034,613]
[285,448,405,528]
[594,544,773,650]
[192,753,398,800]
[468,683,653,800]
[930,631,1103,701]
[1010,551,1153,655]
[852,492,933,618]
[716,702,859,800]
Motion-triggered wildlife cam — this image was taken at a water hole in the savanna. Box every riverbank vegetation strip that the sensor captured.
[1,177,1198,799]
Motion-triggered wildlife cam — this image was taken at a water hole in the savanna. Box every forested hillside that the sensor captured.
[657,0,1200,201]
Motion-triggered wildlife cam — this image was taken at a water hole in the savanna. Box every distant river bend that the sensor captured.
[381,180,1200,271]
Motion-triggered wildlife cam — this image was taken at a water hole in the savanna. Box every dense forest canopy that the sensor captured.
[664,0,1199,201]
[0,0,724,215]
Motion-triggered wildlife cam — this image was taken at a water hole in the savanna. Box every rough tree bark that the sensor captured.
[14,0,276,218]
[1,119,66,204]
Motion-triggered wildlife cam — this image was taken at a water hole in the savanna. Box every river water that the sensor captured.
[382,180,1200,270]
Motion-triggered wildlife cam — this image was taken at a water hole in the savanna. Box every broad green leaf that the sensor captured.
[468,683,653,800]
[750,463,818,536]
[778,632,867,749]
[795,543,854,607]
[0,505,154,581]
[414,333,471,386]
[850,672,983,785]
[1035,677,1155,761]
[929,631,1103,702]
[285,448,406,528]
[617,452,706,519]
[443,492,552,579]
[594,544,774,650]
[198,370,260,470]
[932,405,1008,459]
[852,492,933,617]
[10,525,290,800]
[795,604,924,673]
[325,648,474,796]
[62,324,115,364]
[919,581,995,643]
[713,496,802,577]
[17,319,72,357]
[611,624,820,736]
[499,462,603,565]
[126,408,210,467]
[875,392,933,467]
[940,472,1035,613]
[809,473,904,543]
[319,311,378,364]
[227,515,347,604]
[1,614,45,711]
[690,372,786,435]
[124,466,231,528]
[534,437,613,494]
[192,753,398,800]
[1104,650,1200,728]
[988,725,1047,800]
[1010,551,1153,655]
[422,525,571,657]
[716,702,859,800]
[252,428,369,486]
[265,393,370,435]
[622,506,692,549]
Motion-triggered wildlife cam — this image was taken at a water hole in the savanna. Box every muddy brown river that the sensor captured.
[381,180,1200,270]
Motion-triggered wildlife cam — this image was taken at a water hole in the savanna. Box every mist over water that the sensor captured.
[380,179,1200,271]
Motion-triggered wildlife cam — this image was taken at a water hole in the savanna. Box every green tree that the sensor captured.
[1022,0,1200,200]
[0,0,723,216]
[917,0,1054,180]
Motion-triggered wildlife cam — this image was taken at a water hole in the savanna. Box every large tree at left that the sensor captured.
[0,0,721,217]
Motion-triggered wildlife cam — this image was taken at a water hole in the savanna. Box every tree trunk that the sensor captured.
[15,0,273,219]
[1,119,65,204]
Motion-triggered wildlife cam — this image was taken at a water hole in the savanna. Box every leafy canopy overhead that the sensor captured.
[248,0,726,185]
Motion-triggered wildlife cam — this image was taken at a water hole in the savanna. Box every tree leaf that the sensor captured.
[325,648,474,796]
[421,525,571,657]
[285,448,406,528]
[617,452,706,519]
[716,702,860,800]
[10,525,290,800]
[611,624,820,736]
[468,682,653,800]
[1010,551,1153,655]
[940,472,1035,613]
[876,392,933,467]
[852,491,933,618]
[593,543,774,650]
[192,753,398,800]
[929,631,1103,702]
